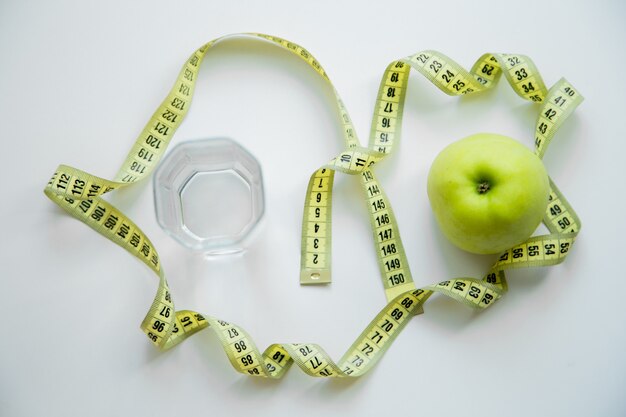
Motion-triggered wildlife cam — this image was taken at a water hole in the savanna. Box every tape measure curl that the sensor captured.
[44,33,582,378]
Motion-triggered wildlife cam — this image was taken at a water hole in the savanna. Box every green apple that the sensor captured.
[427,133,550,254]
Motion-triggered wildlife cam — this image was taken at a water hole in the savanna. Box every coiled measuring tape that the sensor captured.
[44,33,583,378]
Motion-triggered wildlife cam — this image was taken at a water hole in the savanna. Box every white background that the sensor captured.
[1,1,625,416]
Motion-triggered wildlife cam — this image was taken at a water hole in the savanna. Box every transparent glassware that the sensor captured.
[153,137,264,254]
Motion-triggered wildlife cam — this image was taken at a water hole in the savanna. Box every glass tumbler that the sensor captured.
[153,137,264,254]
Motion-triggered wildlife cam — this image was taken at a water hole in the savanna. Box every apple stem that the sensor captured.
[477,181,490,194]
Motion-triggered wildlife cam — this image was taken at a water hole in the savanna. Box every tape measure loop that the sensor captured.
[43,33,583,379]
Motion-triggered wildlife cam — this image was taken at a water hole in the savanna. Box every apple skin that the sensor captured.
[427,133,550,254]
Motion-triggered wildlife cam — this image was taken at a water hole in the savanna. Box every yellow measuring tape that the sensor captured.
[44,33,583,378]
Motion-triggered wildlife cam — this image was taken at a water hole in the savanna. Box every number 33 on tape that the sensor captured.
[44,33,582,378]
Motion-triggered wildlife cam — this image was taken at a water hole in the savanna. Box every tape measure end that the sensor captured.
[300,270,331,285]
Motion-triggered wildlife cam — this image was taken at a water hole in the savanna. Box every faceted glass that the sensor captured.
[153,137,264,253]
